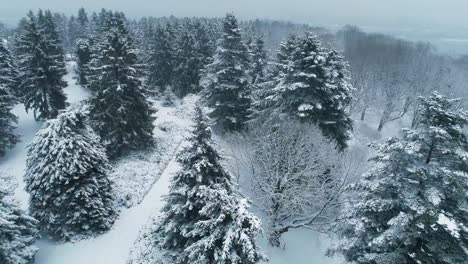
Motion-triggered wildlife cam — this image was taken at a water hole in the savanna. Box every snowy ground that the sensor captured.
[110,96,197,208]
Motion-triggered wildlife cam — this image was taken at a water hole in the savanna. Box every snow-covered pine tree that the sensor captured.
[249,36,267,85]
[173,24,201,97]
[0,175,39,264]
[0,40,18,97]
[249,34,298,120]
[172,20,215,97]
[146,24,175,92]
[201,14,252,132]
[155,107,266,264]
[88,11,155,158]
[331,92,468,263]
[76,7,89,39]
[15,10,67,120]
[267,33,353,149]
[24,107,116,241]
[75,38,91,85]
[0,83,18,156]
[0,42,19,155]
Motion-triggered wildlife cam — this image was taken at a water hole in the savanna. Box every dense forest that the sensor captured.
[0,7,467,264]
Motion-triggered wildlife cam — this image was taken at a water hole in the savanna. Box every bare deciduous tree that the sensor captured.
[226,118,361,247]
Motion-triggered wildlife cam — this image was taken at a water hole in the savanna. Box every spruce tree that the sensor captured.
[88,11,155,158]
[331,92,468,263]
[0,42,19,155]
[201,14,251,131]
[76,7,89,39]
[147,24,175,92]
[268,33,353,149]
[0,176,39,264]
[249,36,267,85]
[155,107,266,264]
[15,10,67,120]
[75,38,91,86]
[173,25,201,97]
[25,107,116,241]
[0,41,18,97]
[0,83,18,156]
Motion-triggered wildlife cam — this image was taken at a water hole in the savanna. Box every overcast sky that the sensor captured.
[2,0,468,53]
[0,0,466,28]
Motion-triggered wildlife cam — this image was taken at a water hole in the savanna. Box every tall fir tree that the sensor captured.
[155,107,266,264]
[0,176,39,264]
[75,38,91,86]
[146,24,175,92]
[76,7,89,39]
[201,14,251,131]
[88,11,155,158]
[267,33,353,149]
[0,42,19,155]
[248,36,267,85]
[0,83,18,156]
[24,108,116,241]
[0,40,19,97]
[331,92,468,263]
[15,10,67,120]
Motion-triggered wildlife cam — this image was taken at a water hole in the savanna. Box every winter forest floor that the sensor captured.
[0,61,406,264]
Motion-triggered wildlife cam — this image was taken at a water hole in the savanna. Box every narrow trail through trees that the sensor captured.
[35,137,185,264]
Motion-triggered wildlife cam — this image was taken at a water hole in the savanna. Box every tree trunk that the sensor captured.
[268,195,285,247]
[377,111,389,132]
[360,107,367,121]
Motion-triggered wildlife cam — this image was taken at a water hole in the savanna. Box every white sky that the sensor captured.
[0,0,466,29]
[1,0,468,54]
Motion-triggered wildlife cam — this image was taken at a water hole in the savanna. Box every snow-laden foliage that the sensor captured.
[248,36,267,85]
[75,38,91,86]
[0,42,19,155]
[264,33,353,149]
[0,174,39,264]
[15,10,67,120]
[155,107,266,264]
[25,107,116,241]
[87,11,155,158]
[0,40,18,97]
[231,118,352,247]
[146,24,175,92]
[331,92,468,263]
[172,21,214,97]
[201,14,252,132]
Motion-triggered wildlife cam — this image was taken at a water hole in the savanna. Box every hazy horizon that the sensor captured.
[2,0,468,55]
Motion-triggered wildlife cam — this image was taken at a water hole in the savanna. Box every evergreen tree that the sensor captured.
[75,38,91,85]
[267,33,353,149]
[147,24,175,92]
[0,82,18,156]
[0,40,19,96]
[24,107,116,241]
[248,36,267,84]
[155,107,266,264]
[331,92,468,263]
[88,11,155,158]
[0,176,39,264]
[173,25,201,97]
[172,21,214,97]
[67,15,79,48]
[201,14,251,131]
[76,7,89,39]
[15,10,67,120]
[0,43,19,155]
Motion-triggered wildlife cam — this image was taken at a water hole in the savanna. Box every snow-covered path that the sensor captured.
[0,61,89,210]
[35,141,182,264]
